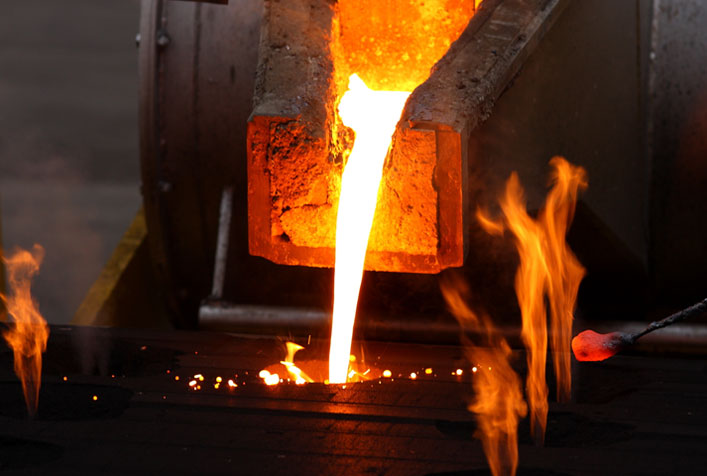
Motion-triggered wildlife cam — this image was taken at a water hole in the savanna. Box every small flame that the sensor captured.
[490,157,587,442]
[541,158,586,401]
[441,275,527,476]
[329,74,410,384]
[1,245,50,417]
[280,342,314,385]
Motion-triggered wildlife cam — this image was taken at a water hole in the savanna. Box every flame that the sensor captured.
[491,157,587,442]
[1,245,50,416]
[441,276,527,476]
[328,74,410,384]
[280,342,314,385]
[540,158,587,401]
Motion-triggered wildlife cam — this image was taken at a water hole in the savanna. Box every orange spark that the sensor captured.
[1,245,50,417]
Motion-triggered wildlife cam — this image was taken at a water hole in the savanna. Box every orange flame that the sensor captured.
[442,276,527,476]
[540,158,587,401]
[280,342,314,385]
[329,74,410,384]
[1,245,50,416]
[491,157,586,443]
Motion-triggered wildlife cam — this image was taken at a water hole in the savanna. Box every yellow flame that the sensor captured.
[280,342,314,384]
[540,158,587,401]
[1,245,49,417]
[499,173,551,443]
[491,157,587,442]
[441,275,527,476]
[328,74,410,384]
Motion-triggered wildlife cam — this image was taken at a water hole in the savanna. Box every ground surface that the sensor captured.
[0,0,141,324]
[0,326,705,475]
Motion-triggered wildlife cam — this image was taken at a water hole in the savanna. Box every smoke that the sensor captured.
[0,151,140,325]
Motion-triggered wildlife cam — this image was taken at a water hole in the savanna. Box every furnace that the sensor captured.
[2,0,706,474]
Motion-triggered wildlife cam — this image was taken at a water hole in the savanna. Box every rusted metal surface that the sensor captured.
[403,0,568,131]
[247,0,344,270]
[247,0,566,274]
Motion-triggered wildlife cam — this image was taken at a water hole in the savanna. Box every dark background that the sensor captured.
[0,0,141,324]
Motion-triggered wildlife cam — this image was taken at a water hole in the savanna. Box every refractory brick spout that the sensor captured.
[247,0,567,273]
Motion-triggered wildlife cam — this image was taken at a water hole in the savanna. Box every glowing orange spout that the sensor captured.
[1,245,50,416]
[329,74,410,384]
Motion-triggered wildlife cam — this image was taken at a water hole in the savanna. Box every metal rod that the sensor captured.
[633,297,707,340]
[199,304,329,334]
[198,302,510,345]
[210,186,233,299]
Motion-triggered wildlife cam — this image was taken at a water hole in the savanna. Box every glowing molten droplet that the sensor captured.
[571,330,628,362]
[259,370,280,386]
[1,245,50,417]
[382,370,392,378]
[92,395,98,401]
[455,369,463,376]
[328,74,410,384]
[409,372,417,380]
[424,368,433,375]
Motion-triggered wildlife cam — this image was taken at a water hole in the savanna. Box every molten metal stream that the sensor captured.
[328,74,410,384]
